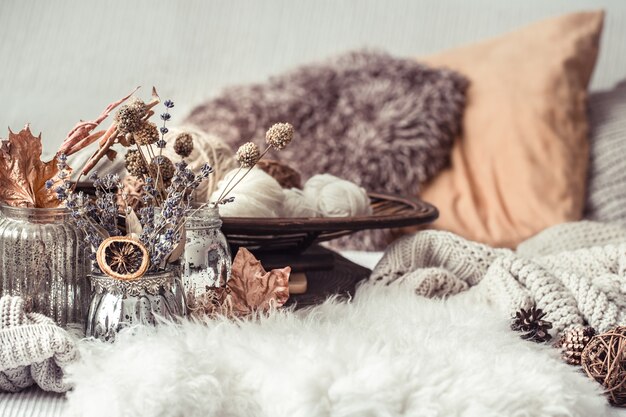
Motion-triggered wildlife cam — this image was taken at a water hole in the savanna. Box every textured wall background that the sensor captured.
[1,0,625,153]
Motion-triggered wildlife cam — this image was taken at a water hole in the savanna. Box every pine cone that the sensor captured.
[560,327,595,365]
[511,306,553,343]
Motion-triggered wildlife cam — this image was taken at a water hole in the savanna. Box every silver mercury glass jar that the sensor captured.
[182,206,232,300]
[0,204,90,327]
[85,266,185,342]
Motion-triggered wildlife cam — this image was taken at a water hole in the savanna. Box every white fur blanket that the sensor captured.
[65,282,607,417]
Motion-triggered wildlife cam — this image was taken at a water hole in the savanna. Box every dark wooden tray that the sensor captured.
[222,193,438,253]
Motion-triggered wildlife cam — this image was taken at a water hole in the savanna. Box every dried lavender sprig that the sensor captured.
[147,163,211,238]
[92,174,123,236]
[55,189,105,251]
[151,99,174,200]
[139,161,211,270]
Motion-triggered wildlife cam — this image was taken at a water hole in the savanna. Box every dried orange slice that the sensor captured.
[96,236,149,280]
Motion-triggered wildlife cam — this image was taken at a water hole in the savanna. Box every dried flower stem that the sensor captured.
[174,201,210,235]
[214,146,271,206]
[136,144,166,205]
[65,130,105,156]
[213,166,244,206]
[80,124,119,175]
[145,144,156,161]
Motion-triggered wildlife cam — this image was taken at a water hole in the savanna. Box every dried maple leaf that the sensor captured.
[0,126,66,208]
[228,248,291,316]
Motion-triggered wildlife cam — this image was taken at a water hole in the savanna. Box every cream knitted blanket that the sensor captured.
[370,221,626,334]
[0,296,77,393]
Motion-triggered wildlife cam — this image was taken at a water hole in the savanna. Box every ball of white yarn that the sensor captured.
[303,174,372,217]
[209,168,285,217]
[282,188,319,218]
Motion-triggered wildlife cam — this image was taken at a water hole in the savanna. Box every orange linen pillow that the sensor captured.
[418,10,604,248]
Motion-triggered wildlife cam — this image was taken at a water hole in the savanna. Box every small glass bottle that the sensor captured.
[182,206,232,302]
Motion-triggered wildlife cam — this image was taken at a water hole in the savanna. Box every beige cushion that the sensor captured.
[416,10,604,248]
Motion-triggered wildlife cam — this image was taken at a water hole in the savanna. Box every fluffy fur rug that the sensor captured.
[65,283,606,417]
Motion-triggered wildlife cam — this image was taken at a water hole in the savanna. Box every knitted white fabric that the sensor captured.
[370,222,626,334]
[517,220,626,257]
[0,296,77,393]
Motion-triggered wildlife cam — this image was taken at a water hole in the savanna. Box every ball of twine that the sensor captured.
[162,125,237,202]
[581,326,626,406]
[257,159,302,189]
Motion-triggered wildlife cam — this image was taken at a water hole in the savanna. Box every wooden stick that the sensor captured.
[81,124,119,175]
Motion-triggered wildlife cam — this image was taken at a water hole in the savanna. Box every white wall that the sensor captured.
[1,0,625,154]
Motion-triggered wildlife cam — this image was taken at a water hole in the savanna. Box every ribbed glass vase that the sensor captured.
[0,204,89,327]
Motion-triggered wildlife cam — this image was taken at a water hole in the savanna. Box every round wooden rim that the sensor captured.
[220,192,438,234]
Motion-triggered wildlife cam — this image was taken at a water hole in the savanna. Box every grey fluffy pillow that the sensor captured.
[186,50,467,195]
[585,81,626,224]
[186,51,468,250]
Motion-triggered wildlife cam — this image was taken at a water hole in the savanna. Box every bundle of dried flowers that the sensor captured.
[2,85,295,294]
[47,92,215,278]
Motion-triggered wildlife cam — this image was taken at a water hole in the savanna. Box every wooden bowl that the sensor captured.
[221,193,438,253]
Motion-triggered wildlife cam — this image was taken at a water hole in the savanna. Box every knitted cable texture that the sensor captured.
[0,296,77,393]
[517,220,626,257]
[370,221,626,334]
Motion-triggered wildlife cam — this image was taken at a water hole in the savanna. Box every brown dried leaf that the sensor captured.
[105,149,117,162]
[228,248,290,316]
[0,126,66,208]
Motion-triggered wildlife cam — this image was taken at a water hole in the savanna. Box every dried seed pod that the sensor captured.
[149,155,175,181]
[174,133,194,157]
[511,306,553,343]
[236,142,261,168]
[560,327,595,365]
[124,149,148,177]
[265,122,294,150]
[114,98,147,134]
[133,121,159,146]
